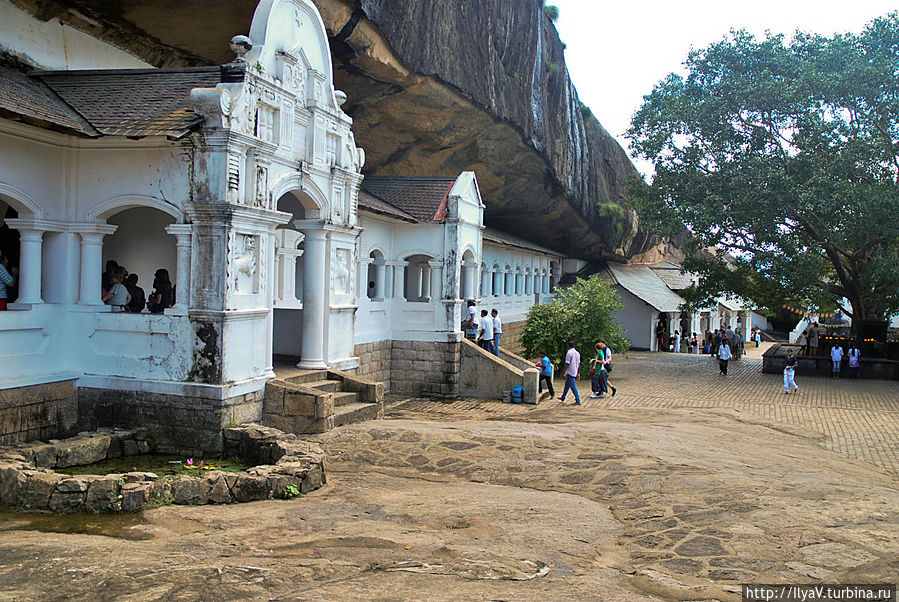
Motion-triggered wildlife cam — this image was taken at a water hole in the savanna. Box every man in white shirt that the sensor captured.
[477,309,495,354]
[559,341,582,404]
[717,337,732,375]
[491,308,502,356]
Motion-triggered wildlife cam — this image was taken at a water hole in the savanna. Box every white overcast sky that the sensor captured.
[551,0,897,177]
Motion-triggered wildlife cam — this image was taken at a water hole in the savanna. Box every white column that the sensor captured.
[165,224,192,309]
[429,260,442,301]
[374,262,386,300]
[493,270,501,296]
[357,257,373,300]
[275,249,303,304]
[419,263,431,301]
[390,261,407,299]
[76,226,116,305]
[15,229,44,304]
[480,268,490,298]
[463,261,475,300]
[298,228,328,369]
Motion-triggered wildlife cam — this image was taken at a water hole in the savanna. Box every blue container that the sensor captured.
[511,385,524,404]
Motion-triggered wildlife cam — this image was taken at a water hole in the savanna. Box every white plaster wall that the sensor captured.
[0,1,150,70]
[104,207,177,292]
[612,285,655,350]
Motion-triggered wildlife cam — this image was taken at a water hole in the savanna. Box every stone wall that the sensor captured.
[459,339,539,404]
[0,380,78,446]
[78,388,264,455]
[353,340,393,385]
[499,319,527,356]
[354,340,461,397]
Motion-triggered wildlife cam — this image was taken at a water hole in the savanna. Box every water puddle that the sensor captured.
[55,454,252,477]
[0,508,153,540]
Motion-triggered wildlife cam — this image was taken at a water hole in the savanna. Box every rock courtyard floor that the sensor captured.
[1,345,898,601]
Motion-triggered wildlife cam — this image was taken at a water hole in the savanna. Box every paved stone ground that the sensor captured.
[388,344,899,476]
[0,347,897,600]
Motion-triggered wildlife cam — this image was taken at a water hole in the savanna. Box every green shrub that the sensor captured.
[523,275,629,376]
[546,61,559,73]
[544,5,559,21]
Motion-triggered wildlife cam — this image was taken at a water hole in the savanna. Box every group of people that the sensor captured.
[796,323,821,356]
[533,341,617,405]
[463,300,503,356]
[102,260,173,314]
[783,341,861,394]
[709,324,746,375]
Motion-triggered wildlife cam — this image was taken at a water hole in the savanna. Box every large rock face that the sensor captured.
[8,0,678,261]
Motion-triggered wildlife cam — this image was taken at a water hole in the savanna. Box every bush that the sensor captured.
[544,5,559,22]
[523,275,629,376]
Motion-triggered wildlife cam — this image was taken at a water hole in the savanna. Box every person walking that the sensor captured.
[491,308,502,356]
[589,342,609,398]
[847,343,861,379]
[783,348,799,394]
[717,336,732,375]
[830,342,844,378]
[535,351,554,397]
[559,341,581,404]
[476,309,495,354]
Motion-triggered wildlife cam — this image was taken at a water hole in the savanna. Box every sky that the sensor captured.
[551,0,898,177]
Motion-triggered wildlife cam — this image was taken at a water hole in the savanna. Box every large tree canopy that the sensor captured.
[627,14,899,321]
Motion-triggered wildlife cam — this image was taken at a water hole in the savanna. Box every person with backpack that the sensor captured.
[534,351,554,397]
[589,340,617,398]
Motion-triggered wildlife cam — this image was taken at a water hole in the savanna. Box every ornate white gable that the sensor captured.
[189,0,364,226]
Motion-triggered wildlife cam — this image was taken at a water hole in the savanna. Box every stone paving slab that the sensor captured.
[386,350,899,476]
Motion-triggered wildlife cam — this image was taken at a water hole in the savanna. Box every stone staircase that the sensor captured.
[264,369,384,434]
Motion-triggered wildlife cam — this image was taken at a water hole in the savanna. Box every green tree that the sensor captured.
[543,5,560,22]
[522,275,629,375]
[627,14,899,323]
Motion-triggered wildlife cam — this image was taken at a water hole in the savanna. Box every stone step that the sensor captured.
[332,391,360,406]
[284,370,329,385]
[304,379,342,393]
[333,402,382,428]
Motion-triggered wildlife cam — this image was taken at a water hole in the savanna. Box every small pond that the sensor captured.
[56,455,253,478]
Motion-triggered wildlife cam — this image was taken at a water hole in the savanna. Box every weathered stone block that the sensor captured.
[55,435,112,468]
[121,482,151,512]
[264,383,285,414]
[20,442,57,468]
[121,440,140,457]
[284,393,316,417]
[84,475,123,512]
[56,477,89,493]
[301,464,325,493]
[23,471,60,509]
[0,465,26,506]
[48,490,85,512]
[231,473,269,502]
[207,474,231,504]
[315,394,334,419]
[170,475,211,505]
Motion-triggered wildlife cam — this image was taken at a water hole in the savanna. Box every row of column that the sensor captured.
[3,219,191,310]
[478,267,551,298]
[357,259,442,302]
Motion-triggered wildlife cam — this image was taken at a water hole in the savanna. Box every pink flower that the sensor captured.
[186,458,193,465]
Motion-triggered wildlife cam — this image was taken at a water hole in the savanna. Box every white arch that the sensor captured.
[271,173,328,215]
[0,182,43,219]
[86,194,183,222]
[400,250,438,260]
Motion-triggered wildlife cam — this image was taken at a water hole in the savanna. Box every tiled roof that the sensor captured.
[0,66,97,136]
[360,176,456,223]
[647,262,695,291]
[483,228,561,256]
[30,67,222,138]
[357,189,418,223]
[606,262,685,312]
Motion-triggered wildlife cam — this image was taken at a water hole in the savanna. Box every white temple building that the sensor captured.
[0,0,563,448]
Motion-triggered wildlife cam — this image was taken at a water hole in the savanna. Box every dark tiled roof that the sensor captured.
[0,66,97,136]
[360,176,456,223]
[357,189,418,223]
[483,227,561,256]
[31,67,222,138]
